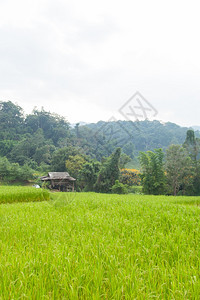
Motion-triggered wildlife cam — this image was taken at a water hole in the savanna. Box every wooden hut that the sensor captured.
[41,172,76,192]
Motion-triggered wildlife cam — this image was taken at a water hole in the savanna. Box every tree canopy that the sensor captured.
[0,100,200,195]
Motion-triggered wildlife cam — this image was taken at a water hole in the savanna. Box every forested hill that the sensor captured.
[83,120,198,157]
[0,101,199,170]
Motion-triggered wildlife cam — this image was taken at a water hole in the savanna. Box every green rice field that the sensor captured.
[0,186,50,204]
[0,192,200,299]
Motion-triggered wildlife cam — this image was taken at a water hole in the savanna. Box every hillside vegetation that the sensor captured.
[1,101,200,196]
[0,101,198,169]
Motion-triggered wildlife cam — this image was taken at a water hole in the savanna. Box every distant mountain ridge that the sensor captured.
[192,125,200,131]
[75,119,200,160]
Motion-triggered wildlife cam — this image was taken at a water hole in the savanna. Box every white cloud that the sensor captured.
[0,0,199,126]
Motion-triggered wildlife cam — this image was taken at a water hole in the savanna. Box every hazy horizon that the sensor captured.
[8,98,199,129]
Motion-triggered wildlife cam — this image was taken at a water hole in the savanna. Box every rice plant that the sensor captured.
[0,193,200,299]
[0,186,50,204]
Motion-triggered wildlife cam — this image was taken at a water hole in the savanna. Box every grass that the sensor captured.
[0,186,50,204]
[0,192,200,298]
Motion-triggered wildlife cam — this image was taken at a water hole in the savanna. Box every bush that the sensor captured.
[120,168,141,186]
[0,157,34,183]
[127,185,143,194]
[111,180,128,194]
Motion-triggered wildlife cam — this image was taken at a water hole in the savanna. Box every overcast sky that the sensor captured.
[0,0,199,126]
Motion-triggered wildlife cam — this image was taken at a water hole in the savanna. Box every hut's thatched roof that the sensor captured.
[41,172,76,181]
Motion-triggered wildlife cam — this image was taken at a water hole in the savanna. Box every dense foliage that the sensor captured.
[1,100,200,195]
[139,149,166,195]
[166,145,193,196]
[0,157,34,183]
[111,180,128,194]
[139,130,200,196]
[0,101,198,170]
[120,168,141,186]
[95,148,121,193]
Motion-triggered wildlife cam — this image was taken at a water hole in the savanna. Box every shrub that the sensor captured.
[127,185,143,194]
[120,168,141,186]
[111,180,128,194]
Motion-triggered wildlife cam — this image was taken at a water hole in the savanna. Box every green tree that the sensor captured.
[123,142,135,158]
[51,146,79,172]
[166,145,193,196]
[33,145,54,165]
[0,157,11,181]
[25,108,70,145]
[183,130,200,162]
[0,101,24,140]
[9,129,46,165]
[183,130,200,195]
[192,161,200,195]
[0,140,15,157]
[119,153,131,169]
[0,157,33,183]
[18,164,34,182]
[79,161,101,191]
[65,155,86,178]
[95,148,121,193]
[139,149,165,195]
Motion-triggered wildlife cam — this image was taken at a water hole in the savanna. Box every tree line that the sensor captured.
[139,130,200,196]
[0,100,200,196]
